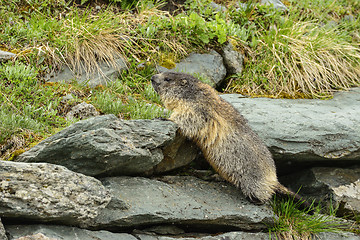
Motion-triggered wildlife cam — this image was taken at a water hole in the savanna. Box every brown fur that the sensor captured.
[151,72,310,207]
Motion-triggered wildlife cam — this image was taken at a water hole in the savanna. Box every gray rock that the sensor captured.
[5,225,136,240]
[281,167,360,217]
[153,134,199,174]
[14,233,56,240]
[221,41,244,75]
[136,231,269,240]
[65,102,99,120]
[260,0,287,11]
[220,88,360,164]
[17,115,177,176]
[46,58,127,87]
[0,218,6,240]
[0,50,15,62]
[315,231,360,240]
[0,161,110,227]
[160,51,227,87]
[92,176,274,230]
[60,93,74,102]
[208,2,227,12]
[343,15,355,22]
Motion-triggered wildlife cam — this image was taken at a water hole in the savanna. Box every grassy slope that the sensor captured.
[0,0,360,237]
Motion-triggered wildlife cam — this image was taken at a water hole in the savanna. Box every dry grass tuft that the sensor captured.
[230,21,360,98]
[45,5,188,78]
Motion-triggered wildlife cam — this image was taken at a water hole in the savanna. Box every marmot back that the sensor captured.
[151,72,310,207]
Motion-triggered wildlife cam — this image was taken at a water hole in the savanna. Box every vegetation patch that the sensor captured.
[269,197,345,239]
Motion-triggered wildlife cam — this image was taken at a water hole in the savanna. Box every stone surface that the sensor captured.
[281,167,360,217]
[14,233,56,240]
[208,2,227,12]
[261,0,287,10]
[46,58,127,87]
[221,41,244,75]
[315,231,360,240]
[17,115,177,176]
[5,225,137,240]
[0,161,110,227]
[0,218,6,240]
[0,50,15,61]
[91,176,274,231]
[135,231,269,240]
[343,15,355,22]
[65,102,99,120]
[160,51,227,87]
[220,88,360,165]
[153,134,199,174]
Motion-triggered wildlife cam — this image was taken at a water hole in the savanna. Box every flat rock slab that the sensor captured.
[221,88,360,163]
[5,225,136,240]
[136,232,269,240]
[91,176,274,231]
[282,167,360,217]
[17,115,177,176]
[316,231,360,240]
[0,161,110,227]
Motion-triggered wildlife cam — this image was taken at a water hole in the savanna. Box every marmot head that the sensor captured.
[151,72,199,101]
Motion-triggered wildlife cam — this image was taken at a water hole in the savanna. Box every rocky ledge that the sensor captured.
[1,88,360,239]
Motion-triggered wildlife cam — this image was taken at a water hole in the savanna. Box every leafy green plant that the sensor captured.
[1,61,37,87]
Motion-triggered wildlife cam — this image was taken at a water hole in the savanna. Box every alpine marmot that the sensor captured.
[151,71,310,208]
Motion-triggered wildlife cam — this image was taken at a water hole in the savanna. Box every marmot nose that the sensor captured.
[151,74,160,83]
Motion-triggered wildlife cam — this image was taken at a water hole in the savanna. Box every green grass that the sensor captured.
[91,70,169,119]
[269,197,345,239]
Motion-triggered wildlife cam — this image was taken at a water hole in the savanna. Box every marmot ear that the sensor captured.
[181,79,187,85]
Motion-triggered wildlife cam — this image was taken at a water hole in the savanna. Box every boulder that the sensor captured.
[220,88,360,167]
[281,167,360,217]
[65,102,100,120]
[159,50,226,87]
[91,176,274,231]
[0,161,110,227]
[221,41,244,75]
[46,58,127,87]
[17,115,178,176]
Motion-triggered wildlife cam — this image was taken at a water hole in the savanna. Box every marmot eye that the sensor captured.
[164,77,171,82]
